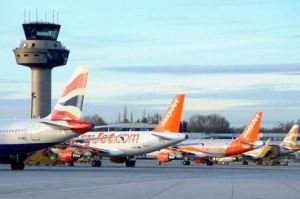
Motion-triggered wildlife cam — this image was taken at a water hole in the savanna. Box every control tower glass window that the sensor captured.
[23,23,60,40]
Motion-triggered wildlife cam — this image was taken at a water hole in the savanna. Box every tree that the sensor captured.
[83,114,107,125]
[123,105,129,123]
[189,114,231,133]
[179,120,189,132]
[152,113,162,124]
[130,112,133,123]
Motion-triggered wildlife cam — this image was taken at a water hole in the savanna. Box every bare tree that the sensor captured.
[83,114,107,125]
[123,105,129,123]
[189,114,230,133]
[130,112,133,123]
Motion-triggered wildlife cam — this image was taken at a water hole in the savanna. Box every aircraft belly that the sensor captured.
[0,143,54,154]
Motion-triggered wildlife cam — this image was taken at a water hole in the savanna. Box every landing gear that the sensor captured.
[206,160,214,166]
[10,154,26,170]
[125,159,136,167]
[157,161,162,165]
[11,161,25,170]
[243,160,248,165]
[68,162,74,167]
[91,160,102,167]
[182,160,190,166]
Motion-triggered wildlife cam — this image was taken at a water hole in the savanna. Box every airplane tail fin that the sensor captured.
[280,125,299,149]
[153,94,185,133]
[237,112,262,144]
[48,65,89,121]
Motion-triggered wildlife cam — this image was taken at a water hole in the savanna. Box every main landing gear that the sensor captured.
[206,160,214,166]
[182,160,191,166]
[91,160,102,167]
[125,159,136,167]
[10,154,26,170]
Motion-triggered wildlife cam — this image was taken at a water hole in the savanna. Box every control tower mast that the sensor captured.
[13,21,69,118]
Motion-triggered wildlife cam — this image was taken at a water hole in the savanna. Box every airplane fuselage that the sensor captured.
[176,139,262,158]
[73,131,187,157]
[0,119,82,155]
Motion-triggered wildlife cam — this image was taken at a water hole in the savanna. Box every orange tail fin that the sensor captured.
[237,112,262,144]
[153,94,185,133]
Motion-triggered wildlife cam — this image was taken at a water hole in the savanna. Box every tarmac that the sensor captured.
[0,159,300,199]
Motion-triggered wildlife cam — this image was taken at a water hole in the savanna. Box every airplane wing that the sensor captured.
[169,146,211,159]
[69,142,126,156]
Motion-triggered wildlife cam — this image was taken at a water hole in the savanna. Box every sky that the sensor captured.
[1,0,300,127]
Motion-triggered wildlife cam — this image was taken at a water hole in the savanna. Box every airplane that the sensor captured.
[0,65,93,170]
[243,124,300,165]
[53,94,188,167]
[147,112,263,166]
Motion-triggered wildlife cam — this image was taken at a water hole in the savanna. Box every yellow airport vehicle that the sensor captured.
[25,150,58,166]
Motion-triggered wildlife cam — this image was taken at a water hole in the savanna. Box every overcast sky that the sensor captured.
[1,0,300,127]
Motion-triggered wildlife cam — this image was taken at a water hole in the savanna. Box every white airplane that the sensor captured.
[55,94,188,167]
[243,124,300,165]
[0,65,93,170]
[147,112,264,166]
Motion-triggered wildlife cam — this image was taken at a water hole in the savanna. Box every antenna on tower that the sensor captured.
[29,11,31,22]
[52,10,55,23]
[24,9,26,23]
[45,12,47,22]
[36,8,38,22]
[56,12,59,24]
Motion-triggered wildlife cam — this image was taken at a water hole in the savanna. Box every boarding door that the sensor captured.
[31,123,40,141]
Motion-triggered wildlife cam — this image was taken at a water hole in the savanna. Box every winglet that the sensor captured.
[48,65,89,120]
[237,112,262,144]
[153,94,185,133]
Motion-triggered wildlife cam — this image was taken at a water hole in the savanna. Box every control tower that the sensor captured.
[13,22,69,118]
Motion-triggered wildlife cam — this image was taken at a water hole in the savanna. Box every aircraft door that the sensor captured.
[31,123,40,141]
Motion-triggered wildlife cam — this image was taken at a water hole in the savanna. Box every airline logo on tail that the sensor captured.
[153,94,185,133]
[50,65,88,121]
[238,112,262,144]
[243,113,261,139]
[161,98,180,127]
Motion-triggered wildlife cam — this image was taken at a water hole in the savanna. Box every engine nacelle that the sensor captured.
[58,149,81,163]
[110,157,127,164]
[157,152,173,163]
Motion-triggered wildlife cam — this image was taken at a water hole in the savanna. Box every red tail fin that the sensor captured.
[153,94,185,133]
[237,112,262,144]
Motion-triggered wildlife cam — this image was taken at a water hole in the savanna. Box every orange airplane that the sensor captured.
[147,112,264,166]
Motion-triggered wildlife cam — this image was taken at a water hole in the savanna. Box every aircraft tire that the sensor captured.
[182,160,190,166]
[17,162,25,170]
[206,161,213,166]
[95,160,102,167]
[11,161,18,170]
[11,161,25,170]
[125,160,136,167]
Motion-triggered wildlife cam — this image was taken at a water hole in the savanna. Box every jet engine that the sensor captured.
[58,149,81,163]
[157,152,174,163]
